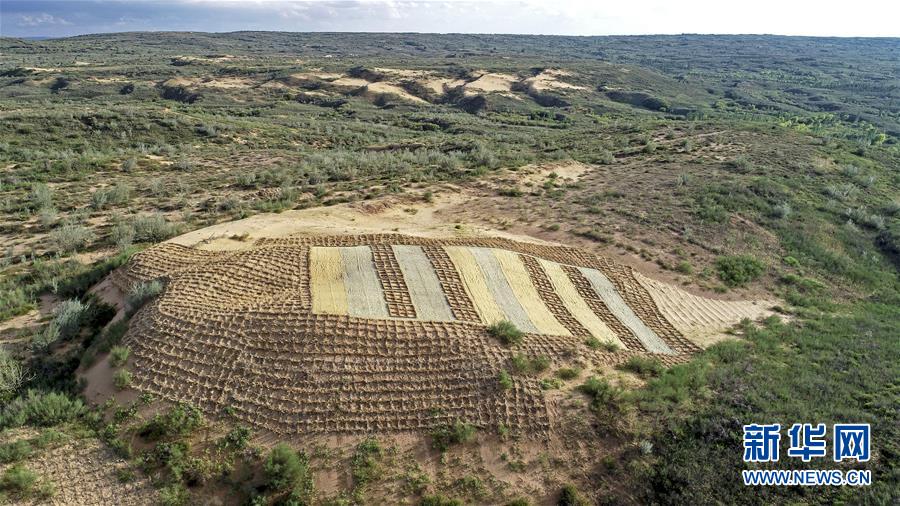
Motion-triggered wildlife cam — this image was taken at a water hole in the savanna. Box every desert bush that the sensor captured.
[107,183,132,205]
[126,279,163,309]
[52,299,86,340]
[264,443,312,495]
[31,322,60,352]
[37,207,57,229]
[132,214,178,242]
[579,376,624,411]
[555,367,581,381]
[216,425,252,451]
[158,483,189,506]
[558,484,588,506]
[0,350,28,400]
[715,255,765,287]
[0,390,85,428]
[0,465,40,497]
[109,345,130,367]
[90,189,109,210]
[121,157,137,172]
[431,420,476,451]
[421,495,463,506]
[113,369,132,390]
[618,356,665,378]
[29,183,52,210]
[498,370,513,390]
[0,440,32,464]
[138,403,204,441]
[110,221,135,250]
[510,353,550,374]
[48,223,94,254]
[487,320,523,346]
[351,438,382,489]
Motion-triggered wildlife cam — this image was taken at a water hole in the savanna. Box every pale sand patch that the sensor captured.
[331,76,370,88]
[444,246,506,326]
[579,267,675,355]
[166,189,560,251]
[373,68,433,78]
[365,82,428,103]
[340,246,390,318]
[162,77,192,87]
[539,259,623,347]
[493,250,569,336]
[465,73,518,93]
[469,247,539,333]
[290,71,343,81]
[523,69,586,91]
[423,77,467,94]
[392,245,455,321]
[310,247,349,315]
[634,272,777,348]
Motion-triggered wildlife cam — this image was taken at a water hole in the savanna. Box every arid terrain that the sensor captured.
[0,32,897,505]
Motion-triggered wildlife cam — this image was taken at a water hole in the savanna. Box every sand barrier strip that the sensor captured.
[469,247,541,333]
[371,244,417,318]
[421,246,482,322]
[392,245,455,322]
[537,258,624,347]
[595,265,701,354]
[493,250,570,336]
[578,267,675,355]
[562,265,645,351]
[340,246,390,319]
[445,246,508,326]
[634,271,774,347]
[309,247,349,315]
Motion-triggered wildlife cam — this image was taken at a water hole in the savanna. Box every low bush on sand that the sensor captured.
[487,320,523,346]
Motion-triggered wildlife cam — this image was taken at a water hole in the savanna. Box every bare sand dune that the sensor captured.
[464,72,518,93]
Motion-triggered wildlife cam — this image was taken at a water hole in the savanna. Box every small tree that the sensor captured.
[264,443,312,495]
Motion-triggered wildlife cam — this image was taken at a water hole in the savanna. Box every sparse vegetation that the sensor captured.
[487,320,524,346]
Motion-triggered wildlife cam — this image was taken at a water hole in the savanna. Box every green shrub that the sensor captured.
[113,369,132,390]
[352,438,382,489]
[29,183,52,210]
[555,367,581,380]
[558,484,588,506]
[109,345,130,367]
[126,280,163,310]
[487,320,523,346]
[618,356,665,379]
[0,390,85,428]
[498,370,513,389]
[0,464,38,495]
[431,420,476,451]
[421,494,463,506]
[674,261,693,274]
[52,299,87,340]
[216,425,252,451]
[510,354,550,374]
[715,255,765,287]
[264,443,312,496]
[0,350,27,400]
[159,482,189,506]
[132,214,178,243]
[138,403,204,441]
[0,440,32,464]
[49,223,95,254]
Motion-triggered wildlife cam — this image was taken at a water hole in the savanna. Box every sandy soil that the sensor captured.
[524,69,586,91]
[365,82,428,103]
[464,72,518,93]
